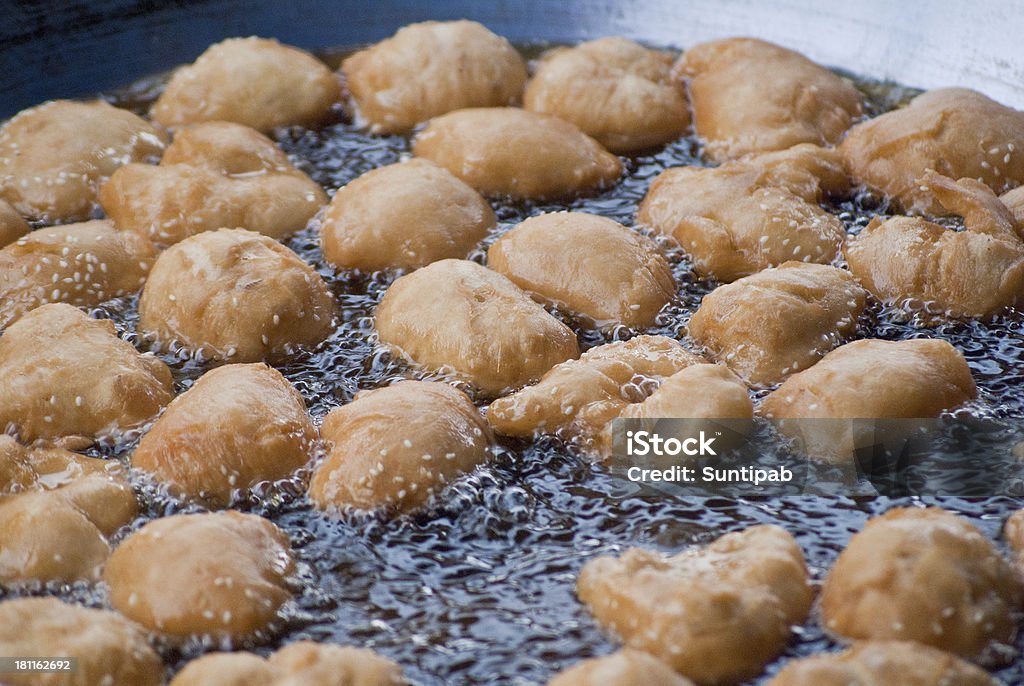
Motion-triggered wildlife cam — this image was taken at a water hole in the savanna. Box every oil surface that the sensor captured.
[3,45,1024,685]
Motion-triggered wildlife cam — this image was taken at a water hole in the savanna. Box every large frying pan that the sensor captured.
[2,0,1023,120]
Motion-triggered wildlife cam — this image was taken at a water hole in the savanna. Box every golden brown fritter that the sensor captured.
[488,212,675,328]
[309,380,492,514]
[637,144,848,281]
[845,172,1024,319]
[524,37,689,153]
[171,641,407,686]
[321,159,494,271]
[413,108,622,200]
[674,37,862,162]
[577,525,812,685]
[0,598,162,686]
[0,303,174,448]
[375,259,578,396]
[820,507,1022,659]
[132,363,318,507]
[101,121,326,247]
[767,640,1000,686]
[105,511,295,638]
[0,219,156,331]
[840,88,1024,215]
[546,649,696,686]
[138,228,334,363]
[342,20,527,134]
[0,99,167,223]
[152,37,341,132]
[689,262,866,385]
[486,335,703,439]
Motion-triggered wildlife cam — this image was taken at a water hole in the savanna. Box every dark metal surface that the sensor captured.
[2,0,1024,119]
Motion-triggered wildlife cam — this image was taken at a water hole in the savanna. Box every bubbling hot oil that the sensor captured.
[3,46,1024,685]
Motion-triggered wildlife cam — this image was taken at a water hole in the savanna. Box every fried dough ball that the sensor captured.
[486,335,702,438]
[1001,184,1024,225]
[138,228,334,362]
[578,525,812,685]
[637,144,848,281]
[133,364,317,507]
[342,20,527,134]
[0,199,28,247]
[845,172,1024,319]
[524,37,689,154]
[0,303,173,448]
[840,88,1024,215]
[487,212,675,328]
[105,511,295,637]
[618,363,753,421]
[0,219,156,331]
[0,100,167,223]
[0,597,162,686]
[375,259,578,396]
[171,641,406,686]
[767,640,1000,686]
[1003,508,1024,569]
[151,37,340,132]
[101,121,327,247]
[547,649,696,686]
[820,507,1022,659]
[762,338,975,419]
[674,38,862,163]
[321,159,494,271]
[689,262,866,385]
[413,108,622,200]
[310,381,491,514]
[0,437,137,583]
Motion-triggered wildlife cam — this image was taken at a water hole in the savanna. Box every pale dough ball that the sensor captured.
[375,259,578,396]
[524,37,690,153]
[321,159,494,271]
[133,363,318,507]
[675,37,862,162]
[487,212,675,328]
[487,335,703,439]
[0,303,174,448]
[546,649,695,686]
[413,108,622,200]
[845,172,1024,319]
[152,37,341,132]
[0,99,167,222]
[0,219,156,331]
[840,88,1024,215]
[171,641,406,686]
[0,198,28,247]
[689,262,866,385]
[820,507,1022,659]
[0,597,163,686]
[0,437,136,583]
[309,380,492,514]
[577,525,812,684]
[637,144,848,281]
[104,510,295,638]
[101,121,327,247]
[138,228,334,362]
[342,20,527,134]
[767,640,1000,686]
